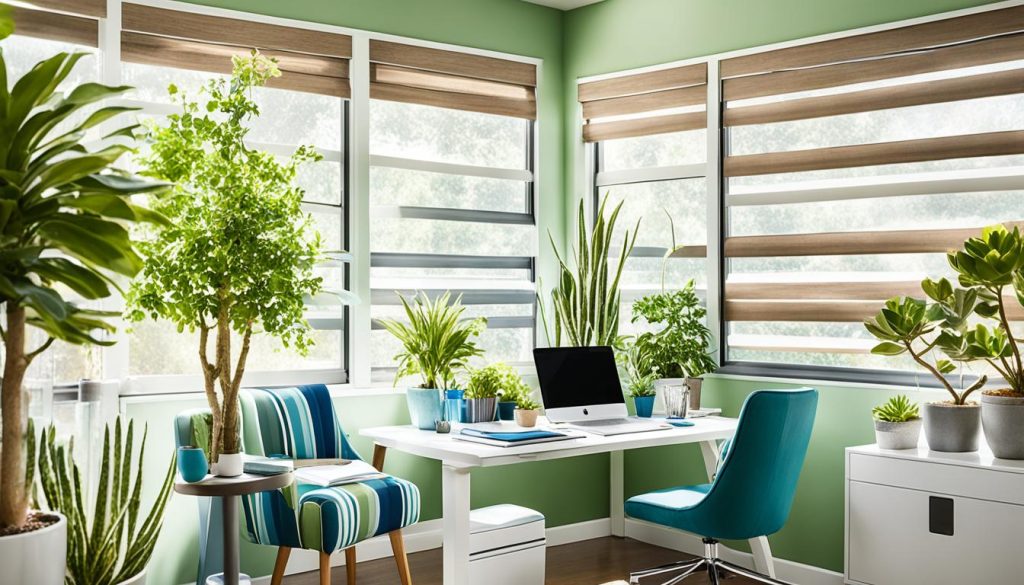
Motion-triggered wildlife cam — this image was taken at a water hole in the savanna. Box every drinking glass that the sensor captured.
[663,383,690,419]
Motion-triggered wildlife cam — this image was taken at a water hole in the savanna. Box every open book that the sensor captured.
[294,460,386,487]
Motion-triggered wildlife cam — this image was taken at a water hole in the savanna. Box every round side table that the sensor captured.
[175,472,293,585]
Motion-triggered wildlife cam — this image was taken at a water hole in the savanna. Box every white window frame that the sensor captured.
[29,0,543,395]
[580,0,1024,384]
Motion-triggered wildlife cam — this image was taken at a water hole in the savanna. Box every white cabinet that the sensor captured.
[845,445,1024,585]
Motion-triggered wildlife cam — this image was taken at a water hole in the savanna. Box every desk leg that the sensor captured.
[223,494,240,585]
[610,450,625,537]
[442,465,471,585]
[698,440,775,578]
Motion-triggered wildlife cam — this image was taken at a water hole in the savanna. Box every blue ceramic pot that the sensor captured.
[444,389,465,423]
[177,446,209,483]
[634,395,656,418]
[497,401,517,421]
[407,387,443,430]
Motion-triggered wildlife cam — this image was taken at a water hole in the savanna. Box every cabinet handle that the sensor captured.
[929,496,954,536]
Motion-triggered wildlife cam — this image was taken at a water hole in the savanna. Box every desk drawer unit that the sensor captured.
[845,449,1024,585]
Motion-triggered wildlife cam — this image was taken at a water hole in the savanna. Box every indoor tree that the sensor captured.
[125,53,326,466]
[0,49,165,530]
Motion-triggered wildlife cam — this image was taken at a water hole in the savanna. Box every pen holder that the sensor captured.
[177,446,209,483]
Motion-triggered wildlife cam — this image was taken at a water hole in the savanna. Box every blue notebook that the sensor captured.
[461,428,564,441]
[454,424,581,447]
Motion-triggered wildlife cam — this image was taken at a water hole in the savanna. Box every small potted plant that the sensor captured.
[467,362,530,421]
[514,395,542,428]
[620,341,658,417]
[379,292,486,430]
[872,395,922,450]
[465,364,506,423]
[632,280,716,411]
[865,291,985,453]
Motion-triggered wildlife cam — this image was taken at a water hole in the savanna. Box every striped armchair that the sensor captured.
[238,385,419,585]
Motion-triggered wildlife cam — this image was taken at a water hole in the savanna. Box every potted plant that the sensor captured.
[632,280,716,411]
[379,292,486,430]
[944,225,1024,459]
[125,53,333,476]
[619,340,658,417]
[468,362,529,422]
[465,365,502,423]
[514,395,542,428]
[865,292,985,452]
[0,46,164,583]
[33,418,175,585]
[872,395,923,450]
[540,194,637,347]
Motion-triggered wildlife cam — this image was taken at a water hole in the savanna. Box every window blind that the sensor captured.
[10,2,101,47]
[369,40,537,120]
[120,3,351,97]
[577,63,707,142]
[710,4,1024,363]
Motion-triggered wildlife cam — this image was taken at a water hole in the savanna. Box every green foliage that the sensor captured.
[864,295,986,405]
[872,395,920,423]
[35,418,175,585]
[631,280,716,378]
[466,362,529,400]
[378,291,486,390]
[619,340,657,398]
[542,194,638,347]
[515,395,541,411]
[0,50,163,528]
[124,52,326,457]
[0,3,12,41]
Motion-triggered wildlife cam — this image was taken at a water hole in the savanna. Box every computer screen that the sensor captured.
[534,346,625,409]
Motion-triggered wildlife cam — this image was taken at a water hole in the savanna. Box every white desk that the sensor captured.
[362,417,777,585]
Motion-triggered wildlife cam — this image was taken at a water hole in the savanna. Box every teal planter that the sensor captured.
[497,401,517,421]
[634,395,655,418]
[406,387,443,430]
[177,446,208,483]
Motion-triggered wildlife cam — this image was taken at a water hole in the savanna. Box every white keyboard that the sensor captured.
[564,417,669,436]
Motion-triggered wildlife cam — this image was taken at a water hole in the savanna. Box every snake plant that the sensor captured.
[31,418,175,585]
[542,194,639,347]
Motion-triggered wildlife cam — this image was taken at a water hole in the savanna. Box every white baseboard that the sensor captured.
[244,516,611,585]
[213,516,839,585]
[624,519,844,585]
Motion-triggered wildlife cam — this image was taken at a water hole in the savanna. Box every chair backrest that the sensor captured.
[239,384,361,461]
[699,388,818,540]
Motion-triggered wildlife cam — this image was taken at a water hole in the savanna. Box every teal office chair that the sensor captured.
[625,388,818,585]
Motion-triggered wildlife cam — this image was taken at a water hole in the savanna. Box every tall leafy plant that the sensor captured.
[543,194,638,347]
[0,50,164,530]
[378,291,486,389]
[632,279,715,379]
[32,418,175,585]
[125,53,327,463]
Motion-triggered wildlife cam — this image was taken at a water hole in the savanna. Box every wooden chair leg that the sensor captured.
[389,529,413,585]
[371,444,387,471]
[319,551,331,585]
[345,547,357,584]
[270,547,291,585]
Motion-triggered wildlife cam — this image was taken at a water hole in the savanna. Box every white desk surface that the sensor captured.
[360,416,738,468]
[847,443,1024,474]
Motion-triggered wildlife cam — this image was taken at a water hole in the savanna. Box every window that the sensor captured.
[718,6,1024,374]
[115,3,351,386]
[581,3,1024,383]
[580,64,711,337]
[2,3,104,385]
[367,41,538,381]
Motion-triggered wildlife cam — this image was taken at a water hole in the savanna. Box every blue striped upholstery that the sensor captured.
[239,385,421,554]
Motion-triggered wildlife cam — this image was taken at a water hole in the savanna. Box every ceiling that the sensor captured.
[521,0,605,10]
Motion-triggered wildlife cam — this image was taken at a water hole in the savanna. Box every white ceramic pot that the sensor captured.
[874,418,922,450]
[0,512,67,585]
[118,569,148,585]
[212,452,244,477]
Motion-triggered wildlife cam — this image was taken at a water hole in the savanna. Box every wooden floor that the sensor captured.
[283,537,759,585]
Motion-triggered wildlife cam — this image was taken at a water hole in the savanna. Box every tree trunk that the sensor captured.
[0,306,29,529]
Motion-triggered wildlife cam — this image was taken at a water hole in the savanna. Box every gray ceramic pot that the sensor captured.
[922,402,981,453]
[874,418,922,450]
[464,397,498,423]
[981,392,1024,459]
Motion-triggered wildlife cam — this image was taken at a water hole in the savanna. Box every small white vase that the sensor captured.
[0,512,67,585]
[212,453,244,477]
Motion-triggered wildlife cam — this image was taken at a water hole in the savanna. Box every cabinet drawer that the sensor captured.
[849,453,1024,505]
[848,481,1024,585]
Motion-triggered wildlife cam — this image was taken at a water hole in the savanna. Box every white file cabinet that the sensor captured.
[845,444,1024,585]
[469,504,545,585]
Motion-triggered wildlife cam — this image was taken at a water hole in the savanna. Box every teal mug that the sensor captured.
[177,446,208,483]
